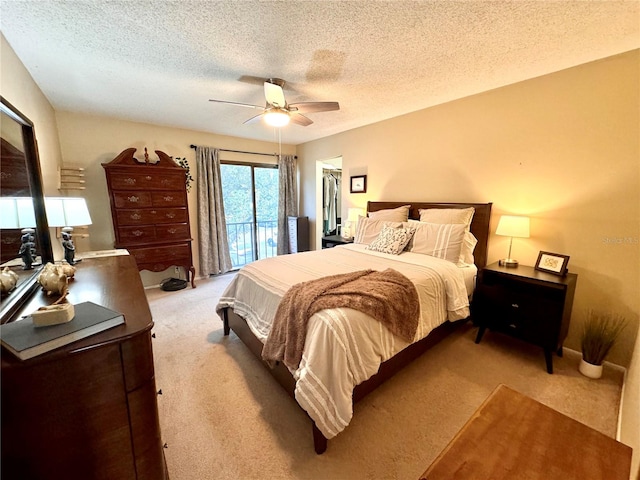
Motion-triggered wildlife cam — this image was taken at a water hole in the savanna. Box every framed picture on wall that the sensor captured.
[350,175,367,193]
[535,251,570,276]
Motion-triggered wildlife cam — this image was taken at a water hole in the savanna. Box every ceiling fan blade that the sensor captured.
[264,82,286,108]
[289,112,313,127]
[209,99,264,110]
[243,113,265,125]
[288,101,340,114]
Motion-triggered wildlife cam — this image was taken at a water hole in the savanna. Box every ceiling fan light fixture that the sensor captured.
[263,109,290,127]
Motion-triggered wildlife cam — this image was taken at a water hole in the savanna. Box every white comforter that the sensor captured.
[216,244,473,439]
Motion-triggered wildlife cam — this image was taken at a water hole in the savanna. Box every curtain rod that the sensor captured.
[189,144,296,159]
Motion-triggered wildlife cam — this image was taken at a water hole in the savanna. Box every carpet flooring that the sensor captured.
[146,274,624,480]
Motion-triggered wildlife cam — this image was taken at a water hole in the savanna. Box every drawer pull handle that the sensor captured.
[130,213,142,220]
[168,228,177,234]
[145,176,152,180]
[163,195,174,202]
[166,212,176,218]
[509,323,517,329]
[127,195,139,203]
[124,177,136,185]
[511,303,519,308]
[132,230,144,237]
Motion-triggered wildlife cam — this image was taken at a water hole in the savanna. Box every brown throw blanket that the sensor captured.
[261,268,420,371]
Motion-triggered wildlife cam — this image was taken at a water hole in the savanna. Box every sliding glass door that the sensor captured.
[220,162,278,269]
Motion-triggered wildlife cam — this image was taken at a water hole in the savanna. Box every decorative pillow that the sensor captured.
[354,217,401,245]
[368,205,411,222]
[366,225,415,255]
[407,222,466,263]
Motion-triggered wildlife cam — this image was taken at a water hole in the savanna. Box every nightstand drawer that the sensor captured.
[476,283,564,345]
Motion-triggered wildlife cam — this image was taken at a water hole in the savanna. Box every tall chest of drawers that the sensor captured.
[103,148,196,287]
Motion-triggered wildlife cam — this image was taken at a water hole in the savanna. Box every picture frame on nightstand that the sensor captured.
[535,251,570,276]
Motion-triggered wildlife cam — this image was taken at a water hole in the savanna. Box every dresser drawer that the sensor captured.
[116,208,188,226]
[118,225,157,244]
[109,171,184,191]
[114,191,153,209]
[151,190,187,207]
[129,243,191,264]
[155,223,191,241]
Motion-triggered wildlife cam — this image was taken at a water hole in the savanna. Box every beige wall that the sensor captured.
[298,50,639,474]
[54,111,296,286]
[1,36,62,189]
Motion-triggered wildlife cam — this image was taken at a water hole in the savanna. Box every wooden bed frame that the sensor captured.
[222,201,492,454]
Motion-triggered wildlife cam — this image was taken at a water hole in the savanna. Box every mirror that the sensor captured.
[0,96,53,323]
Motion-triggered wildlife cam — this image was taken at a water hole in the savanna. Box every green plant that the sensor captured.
[580,310,627,365]
[173,157,193,192]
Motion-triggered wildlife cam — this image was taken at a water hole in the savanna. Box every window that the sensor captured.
[220,162,278,269]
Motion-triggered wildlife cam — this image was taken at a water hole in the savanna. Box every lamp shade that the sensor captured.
[347,207,365,222]
[44,197,92,227]
[495,215,530,238]
[0,197,36,229]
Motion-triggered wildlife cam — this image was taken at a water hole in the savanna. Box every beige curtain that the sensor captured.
[277,154,297,255]
[196,146,233,275]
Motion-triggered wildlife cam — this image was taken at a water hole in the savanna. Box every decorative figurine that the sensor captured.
[18,230,37,270]
[0,267,19,294]
[38,262,69,297]
[61,230,81,265]
[58,261,77,279]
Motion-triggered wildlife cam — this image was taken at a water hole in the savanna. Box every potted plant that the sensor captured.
[579,310,627,379]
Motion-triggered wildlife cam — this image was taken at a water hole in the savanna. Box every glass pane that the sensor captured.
[220,164,255,268]
[254,167,278,260]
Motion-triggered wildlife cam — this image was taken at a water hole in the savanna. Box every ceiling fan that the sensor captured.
[209,78,339,127]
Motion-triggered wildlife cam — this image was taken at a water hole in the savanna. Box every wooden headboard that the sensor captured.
[367,201,493,269]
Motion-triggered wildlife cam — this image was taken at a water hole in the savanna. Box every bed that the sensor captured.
[217,201,492,453]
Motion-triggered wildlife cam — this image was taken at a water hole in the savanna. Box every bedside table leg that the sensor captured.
[475,326,486,344]
[544,348,553,374]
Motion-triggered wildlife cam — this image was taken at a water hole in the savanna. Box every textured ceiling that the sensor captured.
[1,1,638,146]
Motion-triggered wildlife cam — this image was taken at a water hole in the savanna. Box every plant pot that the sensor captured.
[579,359,603,379]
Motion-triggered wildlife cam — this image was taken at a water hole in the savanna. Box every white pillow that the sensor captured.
[366,225,415,255]
[418,207,474,231]
[368,205,411,222]
[407,222,466,263]
[418,208,475,264]
[462,232,478,265]
[354,217,402,245]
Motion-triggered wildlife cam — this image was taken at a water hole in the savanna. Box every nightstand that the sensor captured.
[473,262,578,374]
[321,235,354,249]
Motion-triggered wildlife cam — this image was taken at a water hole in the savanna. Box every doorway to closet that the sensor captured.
[316,156,342,248]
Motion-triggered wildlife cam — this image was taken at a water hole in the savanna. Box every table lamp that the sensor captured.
[342,207,365,239]
[44,197,92,265]
[0,197,38,269]
[495,215,530,268]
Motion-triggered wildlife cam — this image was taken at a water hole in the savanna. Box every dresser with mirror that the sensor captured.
[0,97,168,479]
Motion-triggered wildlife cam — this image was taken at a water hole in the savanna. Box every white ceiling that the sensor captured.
[1,1,638,146]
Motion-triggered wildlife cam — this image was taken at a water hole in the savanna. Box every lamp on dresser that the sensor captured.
[495,215,530,268]
[44,197,92,265]
[0,197,38,269]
